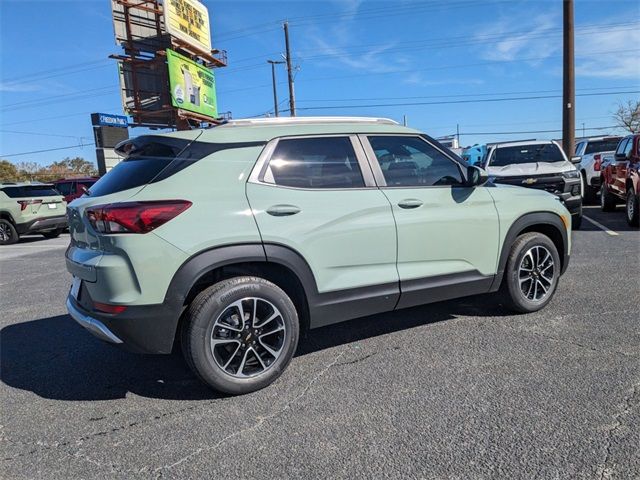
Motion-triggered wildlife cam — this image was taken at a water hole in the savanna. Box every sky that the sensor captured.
[0,0,639,166]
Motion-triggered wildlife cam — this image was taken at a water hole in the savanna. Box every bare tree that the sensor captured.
[613,100,640,133]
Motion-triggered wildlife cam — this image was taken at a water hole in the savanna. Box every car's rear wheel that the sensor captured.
[600,185,617,212]
[0,219,18,245]
[182,276,299,395]
[581,172,597,204]
[42,229,62,239]
[626,187,639,227]
[501,232,561,313]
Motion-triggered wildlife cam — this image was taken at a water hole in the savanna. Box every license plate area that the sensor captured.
[70,277,82,300]
[48,203,57,209]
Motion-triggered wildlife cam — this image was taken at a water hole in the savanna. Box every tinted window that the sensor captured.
[2,185,60,198]
[368,136,462,187]
[55,182,74,195]
[264,137,364,188]
[574,142,584,155]
[623,138,634,155]
[615,139,629,155]
[585,139,621,154]
[489,143,564,167]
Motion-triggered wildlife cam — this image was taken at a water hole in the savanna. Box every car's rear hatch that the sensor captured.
[2,184,65,219]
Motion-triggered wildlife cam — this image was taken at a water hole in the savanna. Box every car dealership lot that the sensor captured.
[1,207,638,479]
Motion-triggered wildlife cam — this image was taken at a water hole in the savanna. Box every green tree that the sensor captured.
[0,160,22,182]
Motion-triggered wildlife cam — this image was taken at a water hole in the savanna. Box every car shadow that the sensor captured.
[581,205,639,232]
[0,295,510,402]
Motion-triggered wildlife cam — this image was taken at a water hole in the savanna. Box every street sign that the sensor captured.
[91,112,129,128]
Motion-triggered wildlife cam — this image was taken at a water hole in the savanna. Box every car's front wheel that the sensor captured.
[626,187,639,227]
[0,219,18,245]
[501,232,561,313]
[182,276,299,395]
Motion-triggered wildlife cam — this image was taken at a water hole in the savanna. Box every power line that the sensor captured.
[0,130,83,139]
[284,90,640,112]
[0,143,96,158]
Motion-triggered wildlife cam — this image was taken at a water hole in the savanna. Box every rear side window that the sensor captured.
[368,136,462,187]
[615,139,629,156]
[585,139,621,154]
[1,185,60,198]
[263,137,365,189]
[55,182,74,196]
[490,143,564,166]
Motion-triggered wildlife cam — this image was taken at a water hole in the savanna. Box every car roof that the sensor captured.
[490,140,558,149]
[54,177,98,182]
[576,136,622,142]
[154,116,422,144]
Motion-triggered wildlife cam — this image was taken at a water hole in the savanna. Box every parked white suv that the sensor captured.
[574,136,622,203]
[483,140,583,229]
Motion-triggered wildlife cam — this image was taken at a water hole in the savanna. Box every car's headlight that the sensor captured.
[562,170,580,179]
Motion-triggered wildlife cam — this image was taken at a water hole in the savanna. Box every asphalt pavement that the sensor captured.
[1,205,638,479]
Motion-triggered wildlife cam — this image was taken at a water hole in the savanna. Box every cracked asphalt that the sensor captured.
[1,205,638,479]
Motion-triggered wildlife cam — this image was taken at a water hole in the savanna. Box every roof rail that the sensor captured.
[218,116,399,127]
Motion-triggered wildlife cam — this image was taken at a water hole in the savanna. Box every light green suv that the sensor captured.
[0,183,67,245]
[65,117,572,394]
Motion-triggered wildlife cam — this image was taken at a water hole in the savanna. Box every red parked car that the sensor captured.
[600,134,640,227]
[53,177,98,203]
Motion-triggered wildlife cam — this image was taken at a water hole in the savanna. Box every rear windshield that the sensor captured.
[88,134,266,197]
[585,139,621,154]
[1,185,60,198]
[88,135,201,197]
[489,143,564,167]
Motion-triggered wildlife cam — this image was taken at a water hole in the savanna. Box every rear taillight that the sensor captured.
[86,200,192,234]
[17,199,42,211]
[93,302,127,314]
[594,154,602,171]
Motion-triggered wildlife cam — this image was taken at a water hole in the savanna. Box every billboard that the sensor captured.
[111,0,168,54]
[164,0,211,53]
[166,49,217,119]
[91,112,129,128]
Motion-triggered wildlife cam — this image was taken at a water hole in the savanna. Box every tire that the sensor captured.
[0,219,19,245]
[500,232,561,313]
[42,229,62,239]
[182,276,300,395]
[600,185,617,212]
[581,172,597,204]
[572,213,582,230]
[626,187,639,227]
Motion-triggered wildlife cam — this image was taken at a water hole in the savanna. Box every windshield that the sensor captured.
[489,143,564,167]
[585,139,621,154]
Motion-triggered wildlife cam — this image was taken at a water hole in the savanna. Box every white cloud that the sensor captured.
[576,27,640,79]
[475,12,560,63]
[0,82,42,93]
[402,72,484,87]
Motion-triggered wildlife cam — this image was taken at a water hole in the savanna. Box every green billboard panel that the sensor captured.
[166,49,217,119]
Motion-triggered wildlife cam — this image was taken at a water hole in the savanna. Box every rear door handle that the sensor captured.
[266,204,301,217]
[397,199,423,209]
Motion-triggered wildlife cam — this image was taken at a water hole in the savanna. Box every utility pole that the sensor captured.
[267,60,285,117]
[283,21,296,117]
[562,0,575,156]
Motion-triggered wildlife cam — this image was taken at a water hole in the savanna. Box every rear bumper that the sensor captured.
[16,215,67,234]
[66,293,181,354]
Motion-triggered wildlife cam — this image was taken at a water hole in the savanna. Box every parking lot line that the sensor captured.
[583,215,619,236]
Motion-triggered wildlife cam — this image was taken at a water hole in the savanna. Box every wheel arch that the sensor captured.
[491,212,569,291]
[166,243,317,350]
[0,211,16,224]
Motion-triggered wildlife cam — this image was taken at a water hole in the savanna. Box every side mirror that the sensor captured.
[466,165,489,187]
[614,152,628,161]
[570,155,582,164]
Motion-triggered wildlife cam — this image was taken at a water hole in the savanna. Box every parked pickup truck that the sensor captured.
[600,134,640,227]
[574,136,622,204]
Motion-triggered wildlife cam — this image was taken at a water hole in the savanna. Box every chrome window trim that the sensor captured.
[357,133,466,189]
[247,133,377,190]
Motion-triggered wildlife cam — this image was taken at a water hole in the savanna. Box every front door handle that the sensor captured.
[266,204,301,217]
[397,199,423,209]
